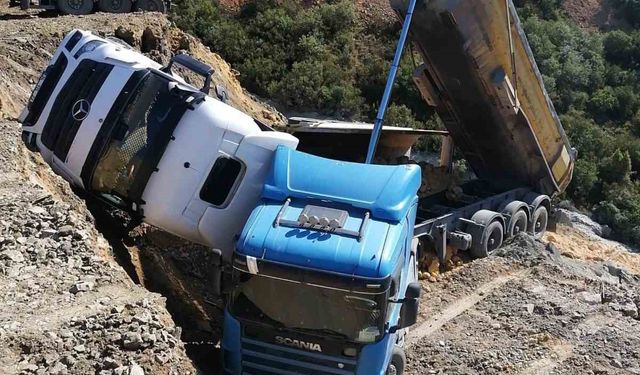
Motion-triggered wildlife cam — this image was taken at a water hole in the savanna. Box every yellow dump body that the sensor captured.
[392,0,575,196]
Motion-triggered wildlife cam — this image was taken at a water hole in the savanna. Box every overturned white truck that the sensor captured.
[19,30,298,261]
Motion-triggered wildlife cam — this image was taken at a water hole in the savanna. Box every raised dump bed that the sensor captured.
[392,0,575,196]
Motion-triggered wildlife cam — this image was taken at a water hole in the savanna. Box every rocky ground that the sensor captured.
[1,3,640,375]
[0,119,198,374]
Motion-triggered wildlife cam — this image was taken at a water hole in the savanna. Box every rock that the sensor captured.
[610,301,639,319]
[1,249,24,263]
[102,357,120,369]
[129,364,145,375]
[29,206,47,215]
[58,225,74,237]
[49,362,67,375]
[141,332,156,344]
[114,26,136,46]
[114,366,129,375]
[123,331,143,350]
[23,363,39,372]
[577,291,602,305]
[522,304,535,314]
[141,27,159,53]
[70,281,94,294]
[73,344,85,353]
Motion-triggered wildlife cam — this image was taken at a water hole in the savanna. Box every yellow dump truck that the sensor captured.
[360,0,576,269]
[293,1,576,270]
[394,0,575,196]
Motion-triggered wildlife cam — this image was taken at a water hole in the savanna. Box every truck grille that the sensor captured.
[23,54,68,127]
[241,337,356,375]
[41,59,113,161]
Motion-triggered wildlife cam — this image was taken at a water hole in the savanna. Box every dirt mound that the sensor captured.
[546,225,640,275]
[0,10,285,126]
[562,0,626,30]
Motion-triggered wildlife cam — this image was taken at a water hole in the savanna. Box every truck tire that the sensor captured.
[530,206,548,239]
[507,210,528,237]
[386,347,406,375]
[98,0,131,13]
[134,0,165,12]
[470,221,503,258]
[56,0,93,14]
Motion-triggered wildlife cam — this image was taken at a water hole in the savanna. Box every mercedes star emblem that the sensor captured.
[71,99,91,121]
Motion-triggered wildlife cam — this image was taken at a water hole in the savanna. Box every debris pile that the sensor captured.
[0,121,196,374]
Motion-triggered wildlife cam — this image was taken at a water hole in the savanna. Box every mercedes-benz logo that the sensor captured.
[71,99,91,121]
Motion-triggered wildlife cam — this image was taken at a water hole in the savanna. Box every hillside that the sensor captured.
[0,6,285,125]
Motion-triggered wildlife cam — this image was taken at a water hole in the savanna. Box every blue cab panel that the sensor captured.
[237,147,421,279]
[263,146,421,222]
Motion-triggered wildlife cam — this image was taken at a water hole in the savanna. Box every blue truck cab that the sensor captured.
[222,146,422,374]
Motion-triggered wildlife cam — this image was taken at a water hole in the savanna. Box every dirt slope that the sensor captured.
[0,7,285,125]
[562,0,626,30]
[0,118,198,374]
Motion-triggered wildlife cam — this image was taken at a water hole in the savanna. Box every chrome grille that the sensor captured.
[241,337,356,375]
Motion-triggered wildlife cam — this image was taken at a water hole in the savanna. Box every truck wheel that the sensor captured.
[98,0,131,12]
[386,347,406,375]
[507,210,528,237]
[471,221,503,258]
[134,0,165,12]
[56,0,93,14]
[530,206,548,239]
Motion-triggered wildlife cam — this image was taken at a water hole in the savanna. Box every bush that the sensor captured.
[599,149,632,184]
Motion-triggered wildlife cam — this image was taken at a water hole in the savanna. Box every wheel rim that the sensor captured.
[533,209,548,237]
[511,213,528,236]
[67,0,83,9]
[487,226,503,252]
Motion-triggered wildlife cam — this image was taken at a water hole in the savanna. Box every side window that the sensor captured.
[200,157,243,207]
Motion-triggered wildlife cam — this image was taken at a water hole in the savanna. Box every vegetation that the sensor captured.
[172,0,640,247]
[172,0,429,123]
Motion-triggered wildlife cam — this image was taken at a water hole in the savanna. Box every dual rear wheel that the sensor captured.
[470,203,549,259]
[56,0,165,15]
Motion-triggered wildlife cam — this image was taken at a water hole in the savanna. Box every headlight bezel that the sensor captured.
[73,40,107,59]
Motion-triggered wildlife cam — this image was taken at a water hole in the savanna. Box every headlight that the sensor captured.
[74,40,106,58]
[28,66,50,108]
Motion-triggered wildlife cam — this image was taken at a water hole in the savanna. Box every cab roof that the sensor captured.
[262,146,421,222]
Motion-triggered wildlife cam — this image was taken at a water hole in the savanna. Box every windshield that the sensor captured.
[231,271,388,343]
[91,72,181,204]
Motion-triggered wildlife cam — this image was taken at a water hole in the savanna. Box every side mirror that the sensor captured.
[398,298,419,329]
[405,282,422,299]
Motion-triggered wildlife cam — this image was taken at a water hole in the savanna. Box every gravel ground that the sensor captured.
[405,234,640,374]
[0,121,197,374]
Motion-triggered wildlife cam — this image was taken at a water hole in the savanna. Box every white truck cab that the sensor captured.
[20,29,298,259]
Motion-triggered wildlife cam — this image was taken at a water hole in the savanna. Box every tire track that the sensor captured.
[407,269,529,346]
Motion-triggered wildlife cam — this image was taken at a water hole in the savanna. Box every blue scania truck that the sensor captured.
[221,147,422,374]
